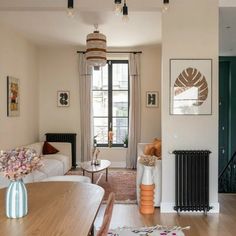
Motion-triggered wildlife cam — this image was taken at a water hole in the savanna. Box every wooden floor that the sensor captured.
[95,194,236,236]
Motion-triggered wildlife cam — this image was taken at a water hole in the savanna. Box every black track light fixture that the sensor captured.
[68,0,73,9]
[115,0,122,4]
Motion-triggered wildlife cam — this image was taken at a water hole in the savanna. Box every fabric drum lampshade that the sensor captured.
[86,30,107,68]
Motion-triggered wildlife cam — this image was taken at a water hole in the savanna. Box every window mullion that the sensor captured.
[108,60,113,134]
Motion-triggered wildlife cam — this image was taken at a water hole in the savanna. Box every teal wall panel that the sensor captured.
[219,57,236,192]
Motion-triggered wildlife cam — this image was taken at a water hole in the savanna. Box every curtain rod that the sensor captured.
[77,51,142,54]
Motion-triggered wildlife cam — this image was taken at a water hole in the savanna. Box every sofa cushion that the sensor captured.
[41,175,91,183]
[144,139,161,158]
[31,170,48,182]
[42,141,59,155]
[23,172,34,183]
[39,158,64,177]
[24,142,43,156]
[43,154,71,173]
[0,174,10,189]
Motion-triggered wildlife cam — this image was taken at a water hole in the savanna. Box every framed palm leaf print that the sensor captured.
[170,59,212,115]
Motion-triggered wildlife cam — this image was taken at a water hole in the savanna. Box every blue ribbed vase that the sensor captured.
[6,179,28,218]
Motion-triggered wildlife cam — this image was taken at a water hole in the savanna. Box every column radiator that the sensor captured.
[173,150,212,213]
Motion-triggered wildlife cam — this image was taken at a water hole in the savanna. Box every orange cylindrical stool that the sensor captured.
[140,184,155,214]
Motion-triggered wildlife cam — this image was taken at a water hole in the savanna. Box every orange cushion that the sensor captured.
[144,139,161,158]
[144,145,155,155]
[153,140,161,157]
[42,141,59,155]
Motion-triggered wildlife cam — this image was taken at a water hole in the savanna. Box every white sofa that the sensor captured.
[0,142,72,189]
[136,143,162,207]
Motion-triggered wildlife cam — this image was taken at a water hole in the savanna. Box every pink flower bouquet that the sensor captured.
[0,148,42,181]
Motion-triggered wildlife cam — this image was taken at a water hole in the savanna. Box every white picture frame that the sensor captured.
[170,59,212,115]
[57,91,70,107]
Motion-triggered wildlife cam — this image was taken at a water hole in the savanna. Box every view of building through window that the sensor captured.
[92,60,129,146]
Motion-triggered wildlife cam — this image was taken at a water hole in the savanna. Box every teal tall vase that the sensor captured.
[6,179,28,218]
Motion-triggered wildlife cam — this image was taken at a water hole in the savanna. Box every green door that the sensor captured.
[219,58,236,193]
[219,61,229,173]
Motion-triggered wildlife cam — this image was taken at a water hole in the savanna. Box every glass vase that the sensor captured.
[6,179,28,218]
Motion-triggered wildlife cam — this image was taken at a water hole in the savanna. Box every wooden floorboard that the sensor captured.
[95,194,236,236]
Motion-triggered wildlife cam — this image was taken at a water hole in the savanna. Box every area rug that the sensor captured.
[67,168,137,203]
[107,225,189,236]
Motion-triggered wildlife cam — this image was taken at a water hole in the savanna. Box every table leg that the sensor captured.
[92,173,94,183]
[83,170,85,176]
[106,168,108,181]
[90,223,94,236]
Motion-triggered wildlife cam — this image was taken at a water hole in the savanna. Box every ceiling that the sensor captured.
[0,0,236,55]
[0,0,162,47]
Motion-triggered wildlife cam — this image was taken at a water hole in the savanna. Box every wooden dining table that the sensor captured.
[0,181,104,236]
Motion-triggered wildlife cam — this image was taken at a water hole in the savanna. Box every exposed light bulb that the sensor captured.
[114,4,122,15]
[67,0,75,18]
[162,0,169,13]
[162,4,169,12]
[67,8,75,18]
[122,14,129,23]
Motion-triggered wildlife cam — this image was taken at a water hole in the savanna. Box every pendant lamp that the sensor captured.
[86,25,107,68]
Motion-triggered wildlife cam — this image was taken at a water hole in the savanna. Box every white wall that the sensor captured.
[38,46,161,164]
[0,23,39,149]
[140,46,161,142]
[38,47,81,160]
[161,0,219,212]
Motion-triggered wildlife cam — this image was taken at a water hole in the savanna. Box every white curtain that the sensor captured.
[126,53,141,169]
[79,53,93,162]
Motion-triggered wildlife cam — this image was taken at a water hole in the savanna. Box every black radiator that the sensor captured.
[173,150,212,213]
[45,133,77,168]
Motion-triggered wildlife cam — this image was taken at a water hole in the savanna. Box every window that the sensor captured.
[92,60,129,147]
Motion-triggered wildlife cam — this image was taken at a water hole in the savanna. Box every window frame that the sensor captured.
[93,59,129,147]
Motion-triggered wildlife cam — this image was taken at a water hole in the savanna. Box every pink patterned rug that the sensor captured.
[67,168,137,203]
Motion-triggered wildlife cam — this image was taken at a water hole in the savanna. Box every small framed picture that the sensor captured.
[57,91,70,107]
[7,76,20,117]
[146,91,158,108]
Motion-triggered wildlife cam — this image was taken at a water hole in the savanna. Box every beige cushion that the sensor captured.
[41,175,91,183]
[39,159,64,177]
[43,154,71,173]
[24,142,43,156]
[31,170,48,182]
[48,142,72,168]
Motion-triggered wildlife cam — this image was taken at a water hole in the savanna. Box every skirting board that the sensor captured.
[160,202,220,213]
